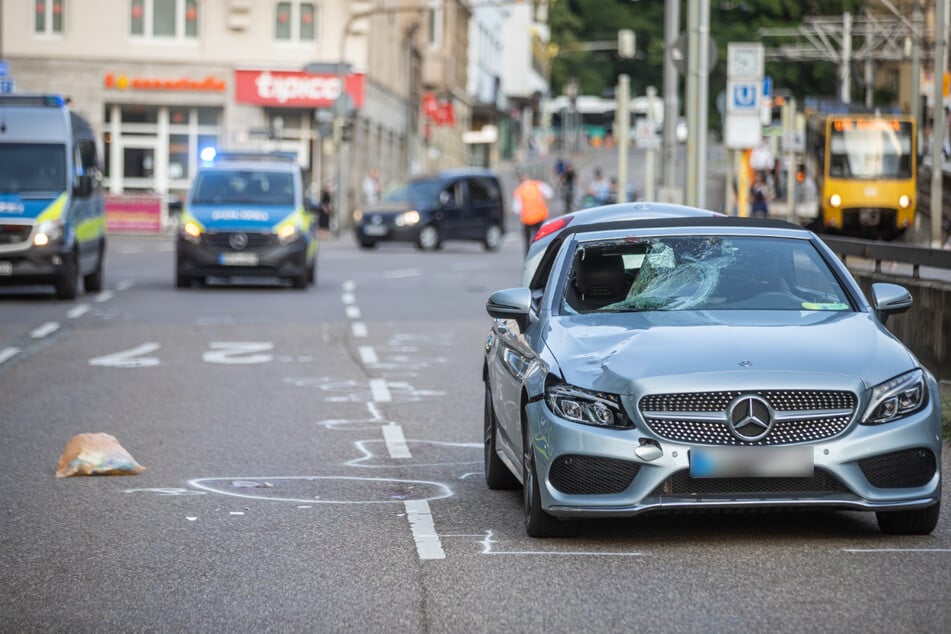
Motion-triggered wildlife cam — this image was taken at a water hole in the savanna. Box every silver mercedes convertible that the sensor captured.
[483,211,942,537]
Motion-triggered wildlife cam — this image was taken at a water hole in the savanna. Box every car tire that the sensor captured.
[523,425,578,538]
[83,240,105,293]
[55,249,79,300]
[483,223,503,251]
[307,258,317,286]
[416,224,441,251]
[876,501,941,535]
[358,238,377,249]
[484,384,519,490]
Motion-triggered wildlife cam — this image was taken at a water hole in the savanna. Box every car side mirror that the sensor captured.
[73,174,93,198]
[871,282,912,324]
[486,287,532,331]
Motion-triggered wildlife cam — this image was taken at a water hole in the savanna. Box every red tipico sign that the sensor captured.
[234,69,365,108]
[422,92,455,126]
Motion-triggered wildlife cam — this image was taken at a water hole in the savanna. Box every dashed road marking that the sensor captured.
[95,290,115,303]
[346,305,361,319]
[404,500,445,560]
[369,378,391,402]
[342,292,356,305]
[382,424,411,459]
[30,322,60,338]
[358,345,378,364]
[0,347,20,365]
[67,304,90,319]
[352,322,368,337]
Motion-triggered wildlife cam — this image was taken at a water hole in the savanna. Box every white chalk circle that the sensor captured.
[187,476,453,504]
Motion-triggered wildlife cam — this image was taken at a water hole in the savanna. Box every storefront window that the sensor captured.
[122,105,159,125]
[197,108,218,126]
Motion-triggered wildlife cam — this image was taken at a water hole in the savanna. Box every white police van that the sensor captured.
[176,151,319,288]
[0,94,105,299]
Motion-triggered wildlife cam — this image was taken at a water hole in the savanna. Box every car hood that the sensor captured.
[546,310,917,394]
[186,204,295,231]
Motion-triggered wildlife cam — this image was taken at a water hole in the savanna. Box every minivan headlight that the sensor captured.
[545,383,632,428]
[34,220,64,246]
[395,210,420,227]
[861,369,927,425]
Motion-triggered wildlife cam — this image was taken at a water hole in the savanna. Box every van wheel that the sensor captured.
[83,240,105,293]
[483,223,503,251]
[307,258,317,286]
[55,249,80,300]
[358,238,377,249]
[416,224,441,251]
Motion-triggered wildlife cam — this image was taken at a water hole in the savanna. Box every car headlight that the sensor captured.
[353,209,363,222]
[829,193,842,208]
[277,224,301,244]
[180,221,203,244]
[545,383,632,428]
[395,210,420,227]
[898,194,911,209]
[33,220,64,246]
[861,369,927,425]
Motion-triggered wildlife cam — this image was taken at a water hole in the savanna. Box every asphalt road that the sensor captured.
[1,231,949,632]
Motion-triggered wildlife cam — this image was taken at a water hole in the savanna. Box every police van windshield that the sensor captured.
[192,170,295,206]
[0,144,67,195]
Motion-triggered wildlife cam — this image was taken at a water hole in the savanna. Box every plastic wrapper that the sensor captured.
[55,432,146,478]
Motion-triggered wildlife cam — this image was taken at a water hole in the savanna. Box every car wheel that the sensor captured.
[308,258,317,286]
[358,238,377,249]
[55,249,79,299]
[484,384,519,490]
[522,425,578,538]
[876,501,941,535]
[416,224,441,251]
[83,240,105,293]
[483,223,503,251]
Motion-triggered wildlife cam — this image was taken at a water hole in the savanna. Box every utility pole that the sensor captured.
[616,74,630,203]
[684,0,710,208]
[932,0,948,249]
[661,0,680,201]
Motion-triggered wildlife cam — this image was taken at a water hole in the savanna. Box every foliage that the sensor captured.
[548,0,867,119]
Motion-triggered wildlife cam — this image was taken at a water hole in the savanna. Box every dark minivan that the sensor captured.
[353,168,505,251]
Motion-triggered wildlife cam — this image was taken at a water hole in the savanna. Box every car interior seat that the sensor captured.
[573,253,628,310]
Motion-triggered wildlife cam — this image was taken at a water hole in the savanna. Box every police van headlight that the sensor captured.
[277,224,301,244]
[33,220,65,246]
[180,221,204,244]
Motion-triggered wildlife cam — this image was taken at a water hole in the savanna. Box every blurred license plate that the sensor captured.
[0,261,11,275]
[690,446,813,478]
[363,225,387,236]
[219,252,259,266]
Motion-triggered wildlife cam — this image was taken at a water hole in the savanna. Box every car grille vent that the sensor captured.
[549,455,640,495]
[0,224,32,245]
[638,390,857,446]
[653,469,850,496]
[205,231,274,249]
[858,448,936,489]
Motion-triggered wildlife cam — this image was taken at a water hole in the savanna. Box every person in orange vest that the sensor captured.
[512,170,553,254]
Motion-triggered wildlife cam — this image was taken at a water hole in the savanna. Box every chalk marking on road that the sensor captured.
[122,487,206,496]
[479,530,644,557]
[0,347,20,365]
[95,290,115,303]
[382,424,412,459]
[346,305,362,320]
[404,500,446,560]
[187,476,453,505]
[89,342,161,368]
[345,438,480,468]
[116,280,134,291]
[342,280,356,292]
[383,268,421,280]
[842,548,951,553]
[369,378,391,402]
[67,304,90,319]
[367,401,384,421]
[358,345,378,365]
[342,292,356,305]
[352,322,368,337]
[229,511,245,516]
[31,322,60,338]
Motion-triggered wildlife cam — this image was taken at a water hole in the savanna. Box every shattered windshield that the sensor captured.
[562,235,852,313]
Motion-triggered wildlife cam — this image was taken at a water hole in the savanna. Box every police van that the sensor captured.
[0,94,106,299]
[176,151,319,289]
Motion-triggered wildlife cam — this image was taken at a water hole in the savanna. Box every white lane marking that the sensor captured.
[404,500,445,560]
[95,290,115,303]
[116,280,134,291]
[383,268,421,279]
[352,322,368,337]
[67,304,90,319]
[342,280,356,292]
[345,305,362,320]
[382,424,411,459]
[358,345,378,365]
[89,343,161,368]
[842,548,951,553]
[30,322,60,338]
[0,347,20,365]
[342,292,356,305]
[479,530,644,557]
[369,378,391,403]
[229,511,245,516]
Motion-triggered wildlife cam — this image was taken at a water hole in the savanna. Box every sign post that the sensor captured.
[725,42,764,217]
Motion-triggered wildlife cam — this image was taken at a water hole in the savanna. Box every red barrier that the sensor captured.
[105,194,164,233]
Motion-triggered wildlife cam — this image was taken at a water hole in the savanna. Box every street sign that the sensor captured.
[725,113,762,149]
[0,61,9,76]
[727,43,764,79]
[669,32,718,76]
[727,80,761,113]
[0,78,16,94]
[634,119,660,149]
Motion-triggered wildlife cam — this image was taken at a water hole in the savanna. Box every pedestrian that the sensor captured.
[318,182,334,237]
[512,170,553,254]
[362,167,381,206]
[750,172,771,218]
[561,161,576,213]
[587,167,611,205]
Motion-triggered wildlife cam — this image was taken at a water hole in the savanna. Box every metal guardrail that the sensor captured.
[819,235,951,279]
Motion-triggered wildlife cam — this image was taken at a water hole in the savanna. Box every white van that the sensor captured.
[0,94,105,299]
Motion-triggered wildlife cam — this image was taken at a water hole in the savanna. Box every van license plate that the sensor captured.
[0,261,12,276]
[363,225,387,236]
[219,252,259,266]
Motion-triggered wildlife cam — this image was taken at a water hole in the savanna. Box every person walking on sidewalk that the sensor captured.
[512,170,553,254]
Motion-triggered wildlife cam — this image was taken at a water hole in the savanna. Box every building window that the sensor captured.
[275,2,316,43]
[34,0,65,35]
[427,0,442,49]
[130,0,198,40]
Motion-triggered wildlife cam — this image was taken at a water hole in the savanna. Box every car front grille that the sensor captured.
[0,223,32,246]
[549,455,640,495]
[858,448,937,489]
[205,231,274,249]
[638,390,857,446]
[652,469,850,497]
